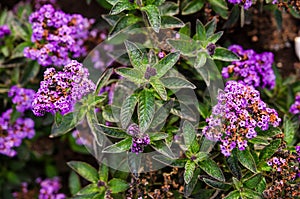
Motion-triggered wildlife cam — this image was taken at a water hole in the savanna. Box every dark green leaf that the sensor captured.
[151,140,175,158]
[182,120,196,149]
[20,61,40,85]
[241,188,263,198]
[141,5,161,33]
[203,178,231,190]
[120,93,138,128]
[256,177,266,193]
[67,161,99,183]
[182,0,205,15]
[108,178,129,193]
[115,67,144,84]
[226,149,242,180]
[95,68,114,95]
[99,162,109,183]
[138,89,155,133]
[243,173,262,189]
[259,139,281,162]
[76,184,100,195]
[237,148,257,173]
[161,77,196,89]
[110,0,136,15]
[205,17,218,38]
[184,160,196,184]
[159,1,179,16]
[96,124,129,138]
[223,190,240,199]
[184,168,200,196]
[124,40,147,70]
[102,14,124,26]
[150,100,173,129]
[198,158,225,181]
[223,5,240,28]
[207,31,223,44]
[109,14,141,39]
[274,9,282,30]
[195,51,207,69]
[166,39,198,56]
[69,171,81,195]
[179,22,191,37]
[161,16,184,28]
[212,47,240,62]
[150,78,167,100]
[153,51,180,78]
[283,115,296,145]
[87,108,105,147]
[208,0,228,19]
[102,138,132,153]
[149,132,168,141]
[195,19,206,41]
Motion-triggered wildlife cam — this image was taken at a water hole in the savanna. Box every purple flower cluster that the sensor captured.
[13,177,65,199]
[0,109,35,157]
[222,45,276,89]
[127,123,150,154]
[8,86,35,113]
[289,94,300,115]
[228,0,252,9]
[296,145,300,163]
[32,60,95,116]
[24,4,94,67]
[202,81,281,156]
[0,25,11,39]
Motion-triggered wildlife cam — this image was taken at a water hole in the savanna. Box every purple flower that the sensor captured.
[0,25,10,39]
[228,0,252,9]
[8,86,35,113]
[158,51,165,59]
[32,60,95,116]
[0,109,35,157]
[222,45,276,89]
[24,4,94,67]
[202,81,281,156]
[127,123,150,154]
[289,94,300,115]
[36,177,66,199]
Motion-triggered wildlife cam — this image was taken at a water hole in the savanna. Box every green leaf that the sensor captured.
[283,115,296,145]
[151,140,175,158]
[212,47,240,62]
[102,14,124,26]
[149,100,173,129]
[152,51,178,77]
[108,178,129,193]
[159,1,179,16]
[67,161,99,183]
[184,160,196,184]
[184,168,200,196]
[182,0,205,15]
[120,93,138,128]
[95,68,114,95]
[259,139,281,162]
[237,148,257,173]
[223,5,240,28]
[182,121,196,148]
[223,190,240,199]
[69,171,81,195]
[138,89,155,133]
[141,5,161,33]
[102,105,119,123]
[208,0,228,19]
[150,78,167,100]
[205,17,218,38]
[145,0,165,6]
[124,40,147,70]
[106,0,118,5]
[195,19,206,41]
[110,0,136,15]
[20,61,40,85]
[161,77,196,89]
[243,173,262,189]
[167,39,198,56]
[179,22,191,37]
[226,149,242,180]
[161,16,184,29]
[256,177,266,193]
[76,184,100,195]
[195,51,207,69]
[241,188,263,198]
[203,178,231,190]
[207,31,224,44]
[109,14,141,39]
[115,67,144,84]
[198,158,225,181]
[149,132,168,141]
[153,155,186,167]
[86,108,105,147]
[99,163,109,183]
[102,138,132,153]
[96,124,130,138]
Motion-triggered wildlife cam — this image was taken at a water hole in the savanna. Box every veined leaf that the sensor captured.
[96,124,129,138]
[159,1,179,16]
[109,14,141,39]
[195,19,206,41]
[151,140,175,158]
[226,149,242,180]
[195,51,207,69]
[110,0,136,15]
[99,162,109,183]
[124,40,148,71]
[179,22,191,37]
[115,67,144,84]
[203,178,231,190]
[86,108,105,146]
[182,120,196,149]
[237,148,257,173]
[208,0,228,19]
[184,168,200,196]
[120,93,138,128]
[283,115,296,145]
[69,171,81,195]
[182,0,205,15]
[102,14,124,26]
[212,47,240,62]
[67,161,99,183]
[141,5,161,33]
[161,77,196,89]
[150,78,167,100]
[76,184,100,196]
[95,68,114,95]
[138,89,155,133]
[102,138,132,153]
[167,39,198,56]
[207,31,224,44]
[150,100,173,129]
[259,139,281,163]
[161,16,184,29]
[223,190,240,199]
[149,132,168,141]
[243,173,263,189]
[184,160,196,184]
[152,52,180,78]
[108,178,129,193]
[198,158,225,181]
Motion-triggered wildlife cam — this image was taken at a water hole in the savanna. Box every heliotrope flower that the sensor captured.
[0,109,35,157]
[13,177,65,199]
[289,94,300,115]
[222,45,276,89]
[127,123,150,154]
[32,60,95,116]
[8,86,35,113]
[202,81,281,156]
[24,4,94,67]
[228,0,252,9]
[0,25,10,39]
